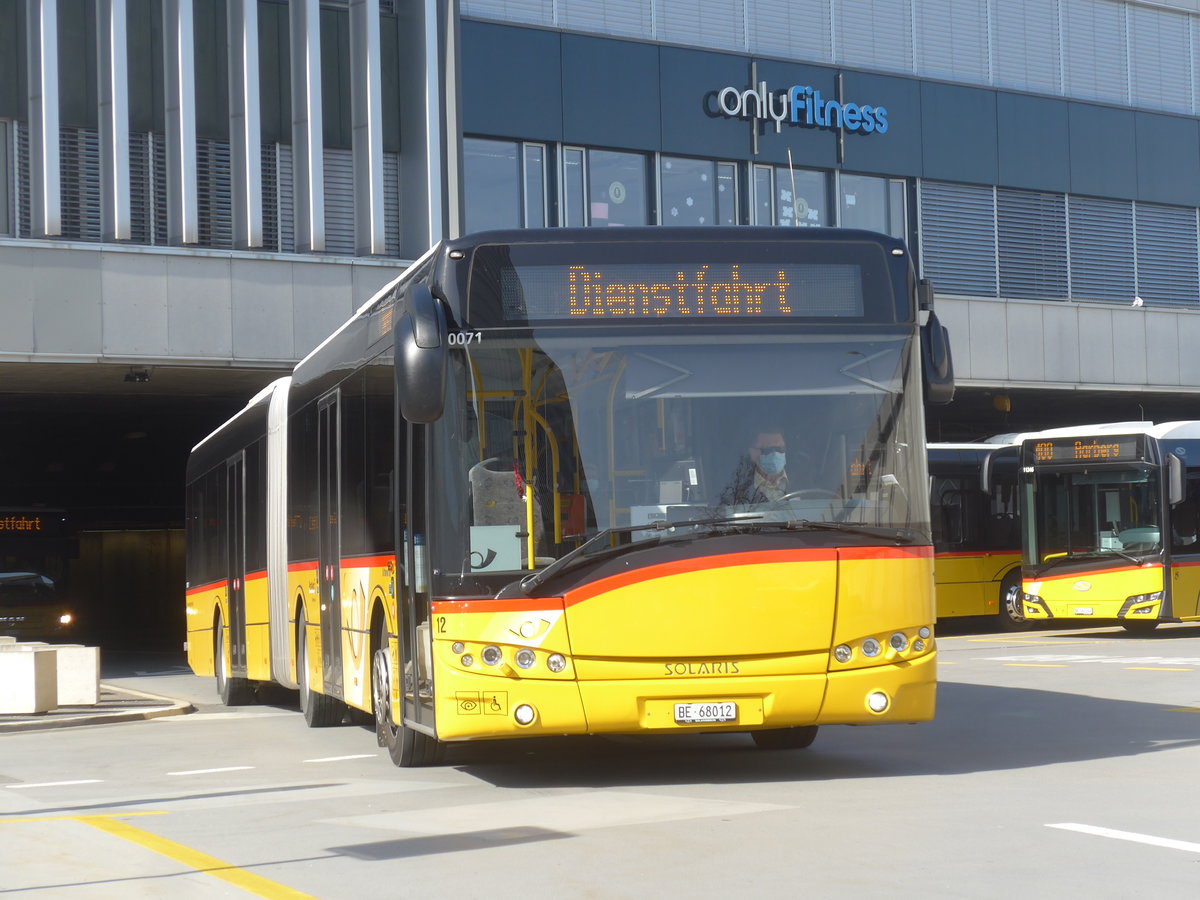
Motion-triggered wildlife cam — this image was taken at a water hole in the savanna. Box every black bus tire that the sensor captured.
[297,607,345,727]
[751,725,818,750]
[373,633,441,767]
[214,611,254,706]
[997,570,1030,631]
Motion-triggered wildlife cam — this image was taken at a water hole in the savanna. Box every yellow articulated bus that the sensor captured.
[185,226,955,766]
[1017,421,1200,633]
[928,442,1027,629]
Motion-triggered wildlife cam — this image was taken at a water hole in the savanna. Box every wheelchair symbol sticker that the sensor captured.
[483,692,508,715]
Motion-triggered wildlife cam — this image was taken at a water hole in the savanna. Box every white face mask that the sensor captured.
[758,450,786,476]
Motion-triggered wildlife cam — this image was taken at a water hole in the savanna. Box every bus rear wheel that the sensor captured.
[751,726,818,750]
[997,571,1030,631]
[373,634,441,767]
[214,612,254,706]
[1122,619,1159,635]
[297,607,345,727]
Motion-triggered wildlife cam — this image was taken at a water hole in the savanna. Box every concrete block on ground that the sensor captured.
[51,645,101,706]
[0,647,58,714]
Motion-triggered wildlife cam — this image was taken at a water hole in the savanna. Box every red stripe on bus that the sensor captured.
[562,548,836,607]
[186,579,225,597]
[432,598,566,615]
[339,554,397,569]
[562,545,933,607]
[935,550,1020,559]
[1034,562,1164,582]
[245,570,267,582]
[840,545,934,561]
[288,561,318,573]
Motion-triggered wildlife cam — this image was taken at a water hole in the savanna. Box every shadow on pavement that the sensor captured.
[450,679,1200,788]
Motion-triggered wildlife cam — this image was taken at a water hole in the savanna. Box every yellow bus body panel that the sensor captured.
[934,551,1020,618]
[429,547,936,741]
[339,557,395,713]
[185,582,223,678]
[244,572,271,682]
[1169,560,1200,619]
[289,564,322,691]
[1023,564,1164,620]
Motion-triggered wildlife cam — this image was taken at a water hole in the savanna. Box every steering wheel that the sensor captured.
[775,489,840,502]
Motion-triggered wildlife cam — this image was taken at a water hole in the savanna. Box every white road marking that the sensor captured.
[303,754,377,763]
[5,780,103,790]
[1048,823,1200,854]
[166,766,254,776]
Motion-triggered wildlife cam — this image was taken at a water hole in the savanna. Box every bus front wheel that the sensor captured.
[751,726,818,750]
[372,634,441,767]
[214,612,254,706]
[997,571,1030,631]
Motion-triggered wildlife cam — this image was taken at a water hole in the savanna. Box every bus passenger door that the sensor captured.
[318,392,344,697]
[401,421,435,733]
[225,454,247,676]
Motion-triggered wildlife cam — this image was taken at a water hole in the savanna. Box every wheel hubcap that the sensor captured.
[373,647,394,733]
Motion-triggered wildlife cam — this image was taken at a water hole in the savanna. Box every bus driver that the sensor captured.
[719,427,791,505]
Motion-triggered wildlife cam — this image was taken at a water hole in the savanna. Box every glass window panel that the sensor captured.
[887,180,906,240]
[717,162,738,225]
[753,165,774,225]
[563,148,586,227]
[523,144,546,228]
[660,156,716,226]
[777,168,827,228]
[0,121,8,236]
[464,138,520,234]
[839,174,889,232]
[587,149,647,227]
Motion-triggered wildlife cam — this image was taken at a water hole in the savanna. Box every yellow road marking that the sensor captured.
[1165,707,1200,713]
[1125,667,1194,672]
[75,815,317,899]
[1004,663,1069,667]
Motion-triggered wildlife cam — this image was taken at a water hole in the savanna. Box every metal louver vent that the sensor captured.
[324,147,354,255]
[196,138,233,249]
[997,189,1068,300]
[918,181,998,297]
[1068,196,1135,302]
[384,150,400,257]
[1136,203,1200,306]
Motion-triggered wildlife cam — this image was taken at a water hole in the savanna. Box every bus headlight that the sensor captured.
[862,638,881,658]
[918,626,931,639]
[515,648,536,669]
[867,691,890,713]
[833,644,853,663]
[460,654,474,667]
[452,641,465,654]
[889,632,908,651]
[546,653,567,673]
[514,704,536,725]
[481,645,503,666]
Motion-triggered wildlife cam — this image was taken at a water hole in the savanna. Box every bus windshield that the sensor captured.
[430,329,927,594]
[1025,467,1162,567]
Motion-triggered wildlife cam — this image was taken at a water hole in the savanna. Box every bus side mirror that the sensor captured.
[921,309,955,405]
[1168,453,1184,506]
[395,284,448,423]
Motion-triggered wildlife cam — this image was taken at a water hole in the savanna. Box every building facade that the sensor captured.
[5,0,1200,636]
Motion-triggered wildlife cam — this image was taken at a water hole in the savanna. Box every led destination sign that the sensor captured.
[498,263,864,321]
[1031,437,1143,464]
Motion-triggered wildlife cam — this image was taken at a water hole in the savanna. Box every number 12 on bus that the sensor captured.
[185,227,955,766]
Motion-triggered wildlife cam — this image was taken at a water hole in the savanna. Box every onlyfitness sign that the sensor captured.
[716,81,889,135]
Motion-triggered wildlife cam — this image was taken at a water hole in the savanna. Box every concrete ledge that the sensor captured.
[0,684,194,733]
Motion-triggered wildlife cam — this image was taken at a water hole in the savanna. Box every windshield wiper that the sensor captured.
[1033,548,1151,575]
[506,515,765,595]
